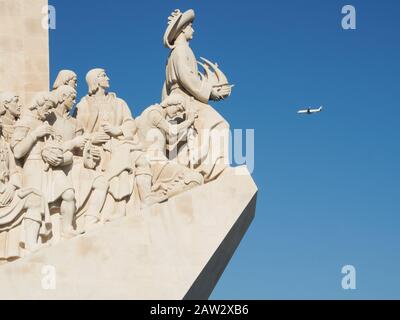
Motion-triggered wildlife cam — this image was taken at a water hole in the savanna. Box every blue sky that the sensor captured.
[49,0,400,299]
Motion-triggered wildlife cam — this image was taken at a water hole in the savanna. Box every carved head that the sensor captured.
[54,85,77,112]
[28,92,56,121]
[0,92,22,119]
[53,70,77,90]
[86,68,110,95]
[163,9,195,48]
[182,23,194,41]
[160,94,185,119]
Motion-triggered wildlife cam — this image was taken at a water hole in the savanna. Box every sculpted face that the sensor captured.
[97,71,110,90]
[64,93,76,111]
[37,100,54,121]
[68,76,77,90]
[166,103,184,120]
[6,95,22,118]
[183,24,194,41]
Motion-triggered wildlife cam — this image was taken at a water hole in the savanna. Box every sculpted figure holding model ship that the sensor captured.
[163,9,233,182]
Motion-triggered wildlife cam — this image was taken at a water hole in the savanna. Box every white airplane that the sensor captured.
[297,106,323,115]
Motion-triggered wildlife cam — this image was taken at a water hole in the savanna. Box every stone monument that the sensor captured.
[0,0,49,106]
[0,5,257,299]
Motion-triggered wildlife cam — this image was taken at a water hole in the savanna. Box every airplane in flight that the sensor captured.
[297,106,323,115]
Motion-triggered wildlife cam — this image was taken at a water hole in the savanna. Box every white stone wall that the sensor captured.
[0,0,49,106]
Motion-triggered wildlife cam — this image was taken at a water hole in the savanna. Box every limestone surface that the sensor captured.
[0,166,257,300]
[0,0,49,106]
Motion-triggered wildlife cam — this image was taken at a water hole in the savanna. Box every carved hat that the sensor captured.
[163,9,195,49]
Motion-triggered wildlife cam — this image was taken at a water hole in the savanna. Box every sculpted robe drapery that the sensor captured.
[165,41,212,104]
[48,111,89,213]
[76,93,138,200]
[163,41,230,182]
[0,138,50,261]
[11,114,73,205]
[0,115,16,143]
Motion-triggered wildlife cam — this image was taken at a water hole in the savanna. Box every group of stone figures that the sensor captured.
[0,9,233,262]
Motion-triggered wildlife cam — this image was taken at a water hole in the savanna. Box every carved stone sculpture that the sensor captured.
[76,69,166,218]
[52,85,107,232]
[0,5,257,300]
[0,129,50,262]
[11,92,78,239]
[52,70,78,91]
[162,9,233,183]
[137,94,204,198]
[0,93,22,143]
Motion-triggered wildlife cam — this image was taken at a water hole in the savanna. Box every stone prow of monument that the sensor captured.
[0,166,257,300]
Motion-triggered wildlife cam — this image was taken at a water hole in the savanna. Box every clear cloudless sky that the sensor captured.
[49,0,400,299]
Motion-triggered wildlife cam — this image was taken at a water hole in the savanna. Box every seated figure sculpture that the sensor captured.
[136,94,203,198]
[11,92,78,239]
[0,120,51,262]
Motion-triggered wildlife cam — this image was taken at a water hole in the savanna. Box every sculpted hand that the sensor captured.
[90,147,101,161]
[32,123,53,139]
[220,85,232,97]
[42,151,63,167]
[210,86,231,101]
[73,135,89,149]
[210,87,222,101]
[91,132,110,145]
[83,144,101,169]
[0,184,16,206]
[48,155,63,167]
[102,123,123,137]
